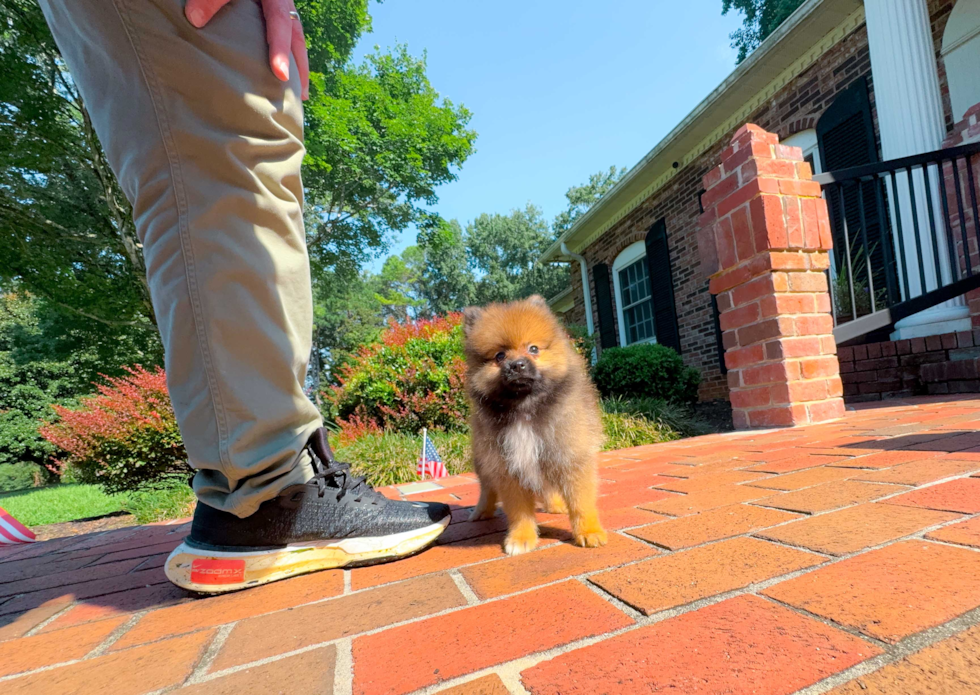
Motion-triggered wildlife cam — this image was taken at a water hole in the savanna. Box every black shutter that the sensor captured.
[817,77,894,302]
[592,263,618,349]
[645,219,681,353]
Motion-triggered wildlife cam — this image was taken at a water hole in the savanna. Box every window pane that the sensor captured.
[624,298,655,344]
[618,258,650,308]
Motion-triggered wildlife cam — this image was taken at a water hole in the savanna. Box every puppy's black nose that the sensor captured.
[506,358,529,373]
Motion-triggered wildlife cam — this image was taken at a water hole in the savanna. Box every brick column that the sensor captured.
[698,124,845,429]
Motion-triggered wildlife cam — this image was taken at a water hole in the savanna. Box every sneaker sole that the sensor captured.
[164,516,450,594]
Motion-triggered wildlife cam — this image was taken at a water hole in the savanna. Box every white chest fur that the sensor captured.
[499,418,545,491]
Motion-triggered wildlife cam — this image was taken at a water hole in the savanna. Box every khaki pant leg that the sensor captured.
[38,0,322,517]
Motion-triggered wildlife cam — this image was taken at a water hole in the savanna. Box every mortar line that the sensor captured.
[87,611,147,658]
[334,637,353,695]
[790,604,980,695]
[182,622,235,685]
[22,600,76,637]
[448,569,480,605]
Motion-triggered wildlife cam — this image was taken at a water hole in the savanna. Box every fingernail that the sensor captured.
[275,56,289,81]
[187,8,206,27]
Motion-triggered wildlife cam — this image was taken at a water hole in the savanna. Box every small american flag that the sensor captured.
[0,506,35,545]
[417,429,447,479]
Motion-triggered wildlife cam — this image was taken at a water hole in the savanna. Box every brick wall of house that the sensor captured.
[559,2,959,403]
[566,24,874,402]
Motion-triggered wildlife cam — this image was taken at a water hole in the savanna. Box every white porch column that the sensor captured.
[865,0,971,339]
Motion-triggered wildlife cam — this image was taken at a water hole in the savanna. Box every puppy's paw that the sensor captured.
[469,506,496,522]
[503,529,539,555]
[573,524,608,549]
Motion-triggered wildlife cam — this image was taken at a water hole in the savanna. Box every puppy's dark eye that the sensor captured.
[494,351,506,363]
[528,345,539,355]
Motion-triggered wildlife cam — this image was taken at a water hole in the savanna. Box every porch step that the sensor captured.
[921,358,980,395]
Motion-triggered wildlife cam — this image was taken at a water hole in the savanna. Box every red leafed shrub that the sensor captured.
[40,366,189,493]
[326,314,469,443]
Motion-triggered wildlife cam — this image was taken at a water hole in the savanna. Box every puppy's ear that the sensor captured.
[462,306,484,336]
[525,294,549,308]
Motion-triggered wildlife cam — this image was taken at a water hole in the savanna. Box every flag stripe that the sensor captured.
[0,507,35,544]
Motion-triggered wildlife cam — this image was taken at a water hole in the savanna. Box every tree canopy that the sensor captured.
[722,0,806,63]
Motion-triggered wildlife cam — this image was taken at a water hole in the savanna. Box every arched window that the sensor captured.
[942,0,980,121]
[612,241,656,346]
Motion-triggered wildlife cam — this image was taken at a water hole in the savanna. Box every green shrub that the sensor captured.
[601,396,712,438]
[40,366,190,494]
[0,462,47,492]
[592,343,701,403]
[326,314,469,441]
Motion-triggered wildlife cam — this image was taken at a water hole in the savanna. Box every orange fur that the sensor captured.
[463,295,606,555]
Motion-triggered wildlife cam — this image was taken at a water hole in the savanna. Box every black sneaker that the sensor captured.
[165,428,451,593]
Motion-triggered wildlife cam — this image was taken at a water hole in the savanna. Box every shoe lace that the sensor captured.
[307,429,380,505]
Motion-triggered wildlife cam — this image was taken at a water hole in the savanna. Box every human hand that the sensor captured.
[184,0,310,100]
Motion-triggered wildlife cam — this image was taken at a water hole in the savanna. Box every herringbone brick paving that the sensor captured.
[3,396,980,694]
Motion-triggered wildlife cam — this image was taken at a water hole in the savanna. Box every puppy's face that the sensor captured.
[463,295,571,406]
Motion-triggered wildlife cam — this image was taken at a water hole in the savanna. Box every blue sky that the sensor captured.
[355,1,744,269]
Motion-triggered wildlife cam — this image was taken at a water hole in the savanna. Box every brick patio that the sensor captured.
[3,397,980,694]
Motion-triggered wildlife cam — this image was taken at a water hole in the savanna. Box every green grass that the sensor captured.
[0,484,125,527]
[0,480,196,528]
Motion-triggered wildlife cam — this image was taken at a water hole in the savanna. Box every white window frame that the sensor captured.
[612,240,657,347]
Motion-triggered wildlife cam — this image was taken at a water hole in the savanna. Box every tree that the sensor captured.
[466,204,567,305]
[416,219,474,314]
[552,165,626,238]
[302,44,476,283]
[722,0,806,63]
[0,0,158,345]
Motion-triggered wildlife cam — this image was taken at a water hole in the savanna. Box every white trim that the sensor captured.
[611,241,656,347]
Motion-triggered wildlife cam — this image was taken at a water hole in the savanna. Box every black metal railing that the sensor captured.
[814,141,980,341]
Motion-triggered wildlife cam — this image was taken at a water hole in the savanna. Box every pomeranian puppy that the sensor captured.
[463,295,606,555]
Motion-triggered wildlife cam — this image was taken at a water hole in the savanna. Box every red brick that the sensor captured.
[757,504,959,555]
[764,541,980,642]
[926,516,980,548]
[851,458,979,485]
[352,582,632,695]
[724,343,765,370]
[747,453,850,474]
[750,194,787,249]
[747,404,809,427]
[3,628,214,695]
[746,465,857,491]
[784,197,804,247]
[0,615,127,677]
[210,573,464,671]
[0,558,146,600]
[590,537,824,615]
[835,449,942,469]
[461,532,657,599]
[654,470,770,493]
[765,336,821,359]
[521,595,880,695]
[179,647,336,695]
[641,485,775,516]
[432,675,510,695]
[627,504,798,550]
[719,300,760,331]
[757,480,897,514]
[0,596,72,642]
[800,355,840,379]
[885,478,980,513]
[826,624,980,695]
[112,569,344,649]
[731,275,774,307]
[742,361,794,386]
[731,205,755,261]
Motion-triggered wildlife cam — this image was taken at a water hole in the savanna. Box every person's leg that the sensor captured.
[37,0,320,518]
[38,0,451,593]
